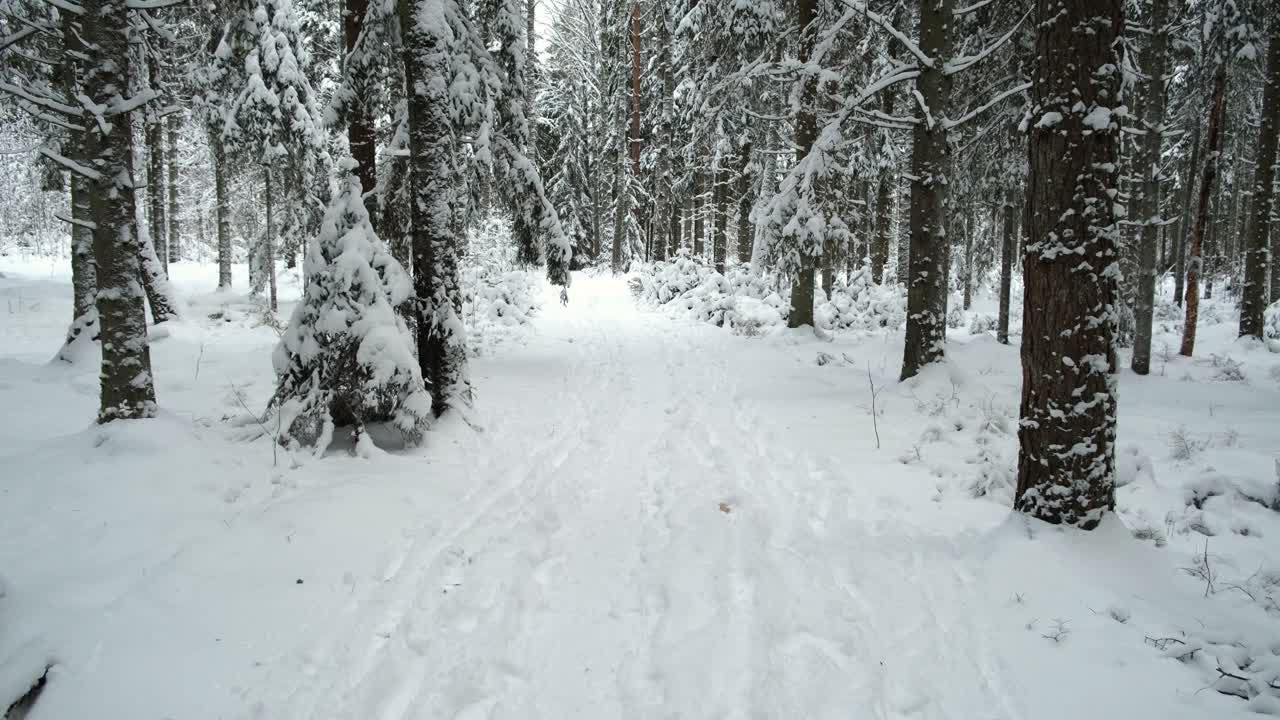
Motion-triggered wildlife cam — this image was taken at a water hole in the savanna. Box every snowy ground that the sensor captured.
[2,255,1279,719]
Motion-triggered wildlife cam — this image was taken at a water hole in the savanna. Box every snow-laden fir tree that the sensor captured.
[269,158,431,452]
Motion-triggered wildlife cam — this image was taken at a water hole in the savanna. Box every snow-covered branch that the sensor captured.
[836,0,934,69]
[941,81,1030,130]
[38,147,102,181]
[0,26,41,53]
[39,0,84,15]
[125,0,186,8]
[944,10,1030,76]
[0,82,83,118]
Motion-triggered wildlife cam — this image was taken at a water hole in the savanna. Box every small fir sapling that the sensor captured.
[267,159,431,452]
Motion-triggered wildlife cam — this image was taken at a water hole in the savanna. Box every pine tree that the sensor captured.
[1015,0,1124,529]
[270,159,431,451]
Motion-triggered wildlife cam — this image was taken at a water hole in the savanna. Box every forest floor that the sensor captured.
[2,255,1279,719]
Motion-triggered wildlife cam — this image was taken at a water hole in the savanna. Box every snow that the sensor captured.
[2,257,1280,719]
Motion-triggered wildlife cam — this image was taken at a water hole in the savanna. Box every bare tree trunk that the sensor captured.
[147,114,168,270]
[1181,63,1229,357]
[1240,6,1280,338]
[712,159,729,273]
[166,116,181,263]
[1131,0,1171,374]
[962,213,972,310]
[264,168,278,312]
[402,0,470,413]
[1174,119,1201,306]
[55,12,97,363]
[1016,0,1122,529]
[345,0,378,228]
[900,0,954,379]
[84,0,157,421]
[787,0,818,328]
[213,136,233,290]
[692,165,705,256]
[997,189,1014,344]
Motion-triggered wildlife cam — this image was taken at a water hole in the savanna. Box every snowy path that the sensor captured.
[246,278,1018,720]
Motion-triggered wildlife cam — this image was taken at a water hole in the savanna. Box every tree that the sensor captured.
[1130,0,1173,375]
[1240,7,1279,339]
[1181,0,1248,357]
[269,159,431,451]
[1015,0,1124,529]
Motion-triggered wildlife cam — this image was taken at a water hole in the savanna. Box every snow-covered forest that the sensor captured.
[2,0,1280,716]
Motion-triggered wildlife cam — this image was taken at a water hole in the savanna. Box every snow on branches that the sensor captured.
[269,159,430,453]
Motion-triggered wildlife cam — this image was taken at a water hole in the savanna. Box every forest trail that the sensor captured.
[248,275,1018,720]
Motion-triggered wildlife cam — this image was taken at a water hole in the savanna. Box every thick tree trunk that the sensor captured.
[212,136,233,289]
[1015,0,1122,529]
[402,0,469,414]
[997,190,1014,344]
[1174,120,1201,306]
[787,0,819,328]
[1130,0,1170,374]
[83,0,157,421]
[1240,10,1280,338]
[166,116,181,263]
[345,0,378,229]
[1181,64,1229,357]
[139,229,178,323]
[900,0,953,379]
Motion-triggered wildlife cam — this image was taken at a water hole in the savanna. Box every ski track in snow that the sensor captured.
[241,279,1020,720]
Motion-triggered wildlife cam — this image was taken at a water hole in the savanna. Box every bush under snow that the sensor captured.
[631,255,903,335]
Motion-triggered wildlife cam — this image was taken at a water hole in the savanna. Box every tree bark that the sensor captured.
[147,113,168,270]
[1240,8,1280,338]
[997,189,1014,344]
[735,143,754,264]
[1015,0,1122,529]
[264,168,278,312]
[1174,119,1201,306]
[787,0,819,328]
[166,115,181,263]
[712,159,729,273]
[213,136,233,289]
[345,0,378,229]
[84,0,157,421]
[1181,63,1229,357]
[900,0,954,379]
[402,0,469,414]
[692,165,705,256]
[1130,0,1171,374]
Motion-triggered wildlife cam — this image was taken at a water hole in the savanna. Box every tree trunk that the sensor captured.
[402,0,469,414]
[712,159,729,273]
[147,114,167,270]
[264,168,278,313]
[787,0,819,328]
[1240,9,1280,338]
[1181,63,1229,357]
[997,189,1014,344]
[692,166,705,256]
[1015,0,1122,529]
[735,144,754,264]
[54,12,98,363]
[1174,119,1201,306]
[84,0,157,421]
[1130,0,1171,374]
[166,115,181,263]
[962,214,973,310]
[213,135,233,289]
[345,0,378,229]
[139,228,177,323]
[900,0,954,379]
